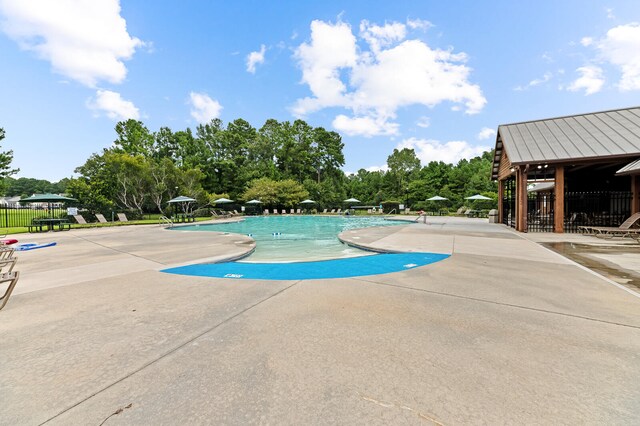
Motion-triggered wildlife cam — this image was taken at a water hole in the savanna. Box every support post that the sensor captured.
[516,167,528,232]
[498,179,504,224]
[632,175,640,215]
[554,166,565,233]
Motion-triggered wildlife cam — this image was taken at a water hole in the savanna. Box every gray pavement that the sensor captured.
[1,218,639,425]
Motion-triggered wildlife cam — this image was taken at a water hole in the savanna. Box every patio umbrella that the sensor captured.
[168,195,196,203]
[167,195,196,214]
[246,199,262,204]
[19,193,77,218]
[300,199,316,204]
[464,194,492,200]
[426,195,448,201]
[213,197,234,204]
[343,198,360,203]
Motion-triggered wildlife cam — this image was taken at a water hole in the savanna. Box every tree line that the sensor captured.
[1,120,498,213]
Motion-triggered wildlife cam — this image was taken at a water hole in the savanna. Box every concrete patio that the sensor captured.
[1,217,639,425]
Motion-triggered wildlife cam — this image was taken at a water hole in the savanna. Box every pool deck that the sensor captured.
[1,217,639,424]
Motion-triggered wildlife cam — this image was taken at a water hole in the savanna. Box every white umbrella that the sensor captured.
[300,199,316,204]
[344,198,360,203]
[246,199,262,204]
[168,195,196,203]
[465,194,492,200]
[213,198,234,204]
[427,196,448,201]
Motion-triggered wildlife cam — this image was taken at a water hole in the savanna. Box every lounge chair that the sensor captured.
[263,209,269,215]
[296,209,301,214]
[336,209,342,214]
[579,213,640,238]
[330,209,335,214]
[289,209,294,214]
[0,271,20,311]
[117,213,129,222]
[273,209,278,215]
[73,215,95,228]
[322,209,328,214]
[95,213,109,224]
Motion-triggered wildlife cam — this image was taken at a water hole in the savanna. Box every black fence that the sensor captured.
[502,177,516,228]
[527,191,555,232]
[564,191,632,233]
[0,205,72,228]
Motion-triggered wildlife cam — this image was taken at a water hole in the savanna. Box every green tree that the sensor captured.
[386,148,421,200]
[113,120,154,156]
[0,128,19,194]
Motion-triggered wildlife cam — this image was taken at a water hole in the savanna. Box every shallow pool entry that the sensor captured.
[161,252,449,281]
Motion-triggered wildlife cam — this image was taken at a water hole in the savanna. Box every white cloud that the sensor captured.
[407,18,433,31]
[597,23,640,91]
[359,20,407,53]
[567,65,605,95]
[189,92,223,123]
[580,37,594,47]
[397,137,489,165]
[365,164,389,172]
[606,8,615,19]
[292,18,486,137]
[477,127,496,140]
[333,114,399,137]
[246,44,266,74]
[87,90,139,121]
[416,116,430,128]
[0,0,143,87]
[514,72,553,91]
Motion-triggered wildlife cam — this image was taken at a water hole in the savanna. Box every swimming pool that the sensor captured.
[173,215,404,262]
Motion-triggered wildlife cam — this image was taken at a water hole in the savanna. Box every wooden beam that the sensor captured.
[498,179,504,224]
[554,166,565,233]
[516,167,528,232]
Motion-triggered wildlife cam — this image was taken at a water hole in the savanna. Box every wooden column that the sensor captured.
[498,179,504,224]
[632,174,640,215]
[554,166,565,233]
[516,167,528,232]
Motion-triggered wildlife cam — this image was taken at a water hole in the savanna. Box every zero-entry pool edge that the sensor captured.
[161,252,450,281]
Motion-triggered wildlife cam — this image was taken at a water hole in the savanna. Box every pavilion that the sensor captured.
[491,106,640,233]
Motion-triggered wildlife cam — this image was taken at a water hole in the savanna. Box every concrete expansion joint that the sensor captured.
[353,277,640,330]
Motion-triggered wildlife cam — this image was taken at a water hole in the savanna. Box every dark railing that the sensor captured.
[564,191,632,233]
[0,205,71,228]
[527,191,555,232]
[502,177,516,228]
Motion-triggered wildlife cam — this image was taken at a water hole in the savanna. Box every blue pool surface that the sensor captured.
[173,215,406,262]
[161,252,449,280]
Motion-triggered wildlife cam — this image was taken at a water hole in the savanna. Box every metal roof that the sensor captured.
[492,106,640,179]
[616,157,640,175]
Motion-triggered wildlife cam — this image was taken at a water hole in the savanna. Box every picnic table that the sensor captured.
[172,213,195,223]
[30,218,71,232]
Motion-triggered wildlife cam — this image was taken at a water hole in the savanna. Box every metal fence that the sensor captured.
[564,191,632,233]
[527,191,555,232]
[0,205,72,228]
[501,177,516,228]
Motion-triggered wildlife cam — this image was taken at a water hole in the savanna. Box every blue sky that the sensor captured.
[1,0,639,182]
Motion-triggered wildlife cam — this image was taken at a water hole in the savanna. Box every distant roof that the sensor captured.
[616,158,640,176]
[492,106,640,179]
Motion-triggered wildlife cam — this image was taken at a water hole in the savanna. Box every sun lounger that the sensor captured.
[273,209,278,214]
[264,209,269,215]
[0,271,20,311]
[95,213,109,224]
[330,209,335,214]
[336,209,341,214]
[73,215,95,228]
[579,213,640,238]
[296,209,301,214]
[117,213,129,222]
[323,209,328,214]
